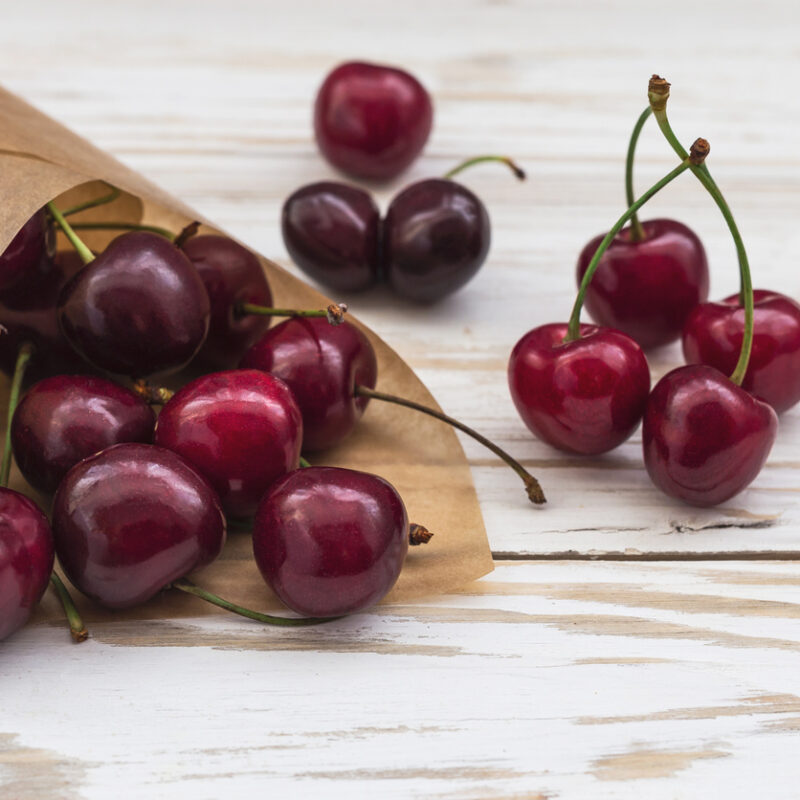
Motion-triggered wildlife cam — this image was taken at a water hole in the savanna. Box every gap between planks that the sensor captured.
[492,550,800,562]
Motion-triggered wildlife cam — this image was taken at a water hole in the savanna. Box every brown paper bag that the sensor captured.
[0,85,494,625]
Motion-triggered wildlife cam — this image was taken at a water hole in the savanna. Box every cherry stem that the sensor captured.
[409,523,433,545]
[132,380,174,405]
[69,221,176,241]
[171,578,340,626]
[647,80,753,385]
[49,574,88,643]
[46,202,95,265]
[625,107,653,242]
[299,456,311,468]
[61,184,121,217]
[565,156,697,342]
[237,302,348,326]
[354,385,545,505]
[1,342,34,488]
[443,155,526,181]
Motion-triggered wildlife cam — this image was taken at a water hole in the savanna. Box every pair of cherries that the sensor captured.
[283,154,523,303]
[510,78,788,507]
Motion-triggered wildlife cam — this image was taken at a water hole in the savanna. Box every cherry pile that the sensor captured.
[0,164,541,642]
[510,76,797,506]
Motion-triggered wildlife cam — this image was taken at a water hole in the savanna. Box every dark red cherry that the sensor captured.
[253,466,408,617]
[154,370,302,518]
[314,61,433,181]
[52,443,226,610]
[0,488,54,641]
[576,219,709,349]
[0,251,89,380]
[11,375,156,494]
[240,318,377,451]
[508,323,651,454]
[642,365,777,507]
[384,178,490,302]
[281,182,380,292]
[682,290,800,414]
[181,235,273,367]
[57,232,211,377]
[0,209,54,291]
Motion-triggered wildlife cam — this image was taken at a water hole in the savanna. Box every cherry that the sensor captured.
[384,177,490,302]
[180,234,274,367]
[0,488,55,641]
[0,250,89,380]
[240,317,377,451]
[52,443,226,610]
[682,290,800,414]
[154,370,303,518]
[241,318,544,503]
[253,466,408,617]
[314,61,433,181]
[642,365,777,506]
[576,219,709,349]
[53,216,210,377]
[281,182,380,292]
[11,375,156,494]
[0,209,54,291]
[508,323,650,454]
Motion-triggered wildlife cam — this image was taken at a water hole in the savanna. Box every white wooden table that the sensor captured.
[3,1,800,796]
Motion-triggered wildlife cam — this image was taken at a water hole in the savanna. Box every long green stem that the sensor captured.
[648,80,753,385]
[238,302,348,326]
[49,574,88,643]
[69,221,176,241]
[354,385,545,505]
[62,185,121,217]
[171,578,339,626]
[625,107,652,241]
[1,343,34,487]
[444,155,526,181]
[566,158,695,342]
[46,202,94,265]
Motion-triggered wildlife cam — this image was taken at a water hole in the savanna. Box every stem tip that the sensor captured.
[648,75,671,111]
[326,303,348,325]
[409,524,434,545]
[689,138,710,165]
[525,476,547,505]
[174,221,201,249]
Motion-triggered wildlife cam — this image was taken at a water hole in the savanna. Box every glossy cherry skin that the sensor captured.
[314,61,433,181]
[508,323,651,454]
[254,466,408,617]
[154,370,303,518]
[576,219,709,349]
[384,178,490,302]
[682,290,800,414]
[281,182,381,292]
[0,209,54,291]
[642,365,777,507]
[0,251,89,380]
[240,318,377,451]
[0,489,54,641]
[11,375,156,494]
[181,235,273,367]
[52,443,226,610]
[57,232,211,377]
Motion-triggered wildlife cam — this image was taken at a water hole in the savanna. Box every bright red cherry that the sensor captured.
[154,370,303,518]
[57,232,210,377]
[314,61,433,181]
[508,323,651,454]
[384,178,490,302]
[240,318,377,451]
[52,443,226,610]
[643,365,777,506]
[576,219,709,349]
[253,466,409,617]
[0,209,54,291]
[682,290,800,414]
[281,182,381,292]
[0,488,54,641]
[11,375,156,494]
[0,251,89,381]
[181,235,273,367]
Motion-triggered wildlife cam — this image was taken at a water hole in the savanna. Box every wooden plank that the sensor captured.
[4,561,800,798]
